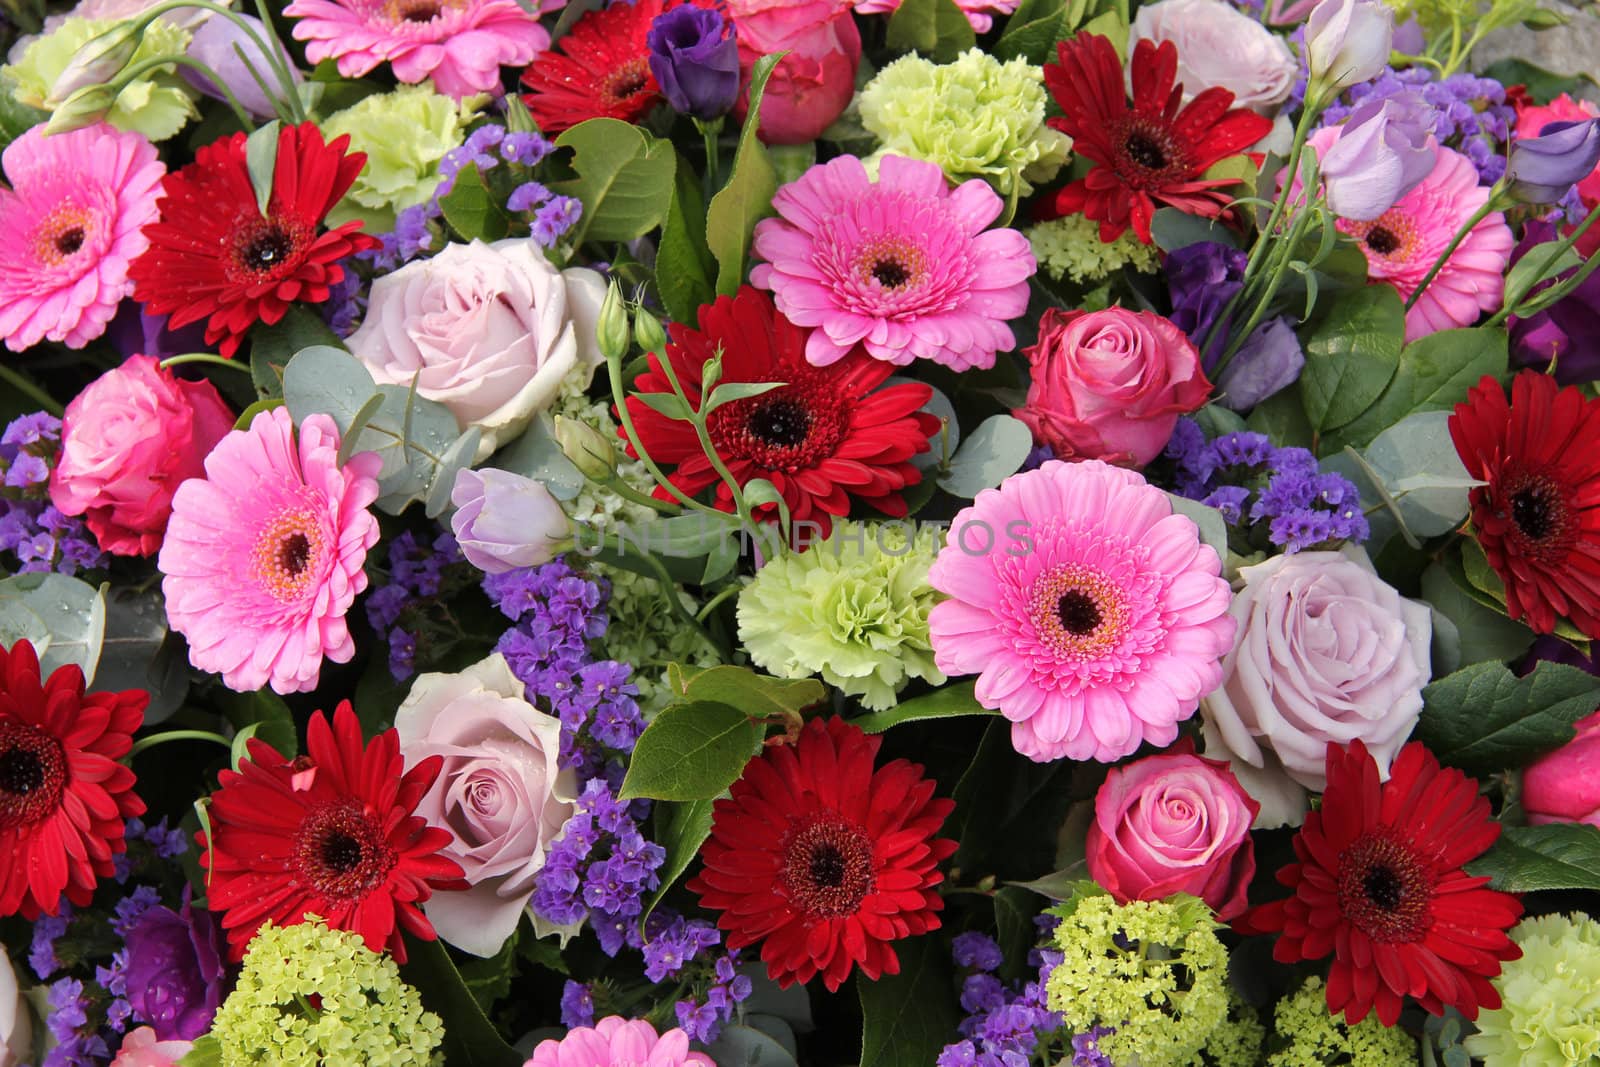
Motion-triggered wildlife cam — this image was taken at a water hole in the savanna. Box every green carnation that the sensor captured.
[321,84,475,233]
[1267,976,1417,1066]
[5,16,197,141]
[210,918,445,1067]
[858,48,1071,196]
[1026,214,1162,285]
[1045,888,1230,1067]
[1466,912,1600,1066]
[737,522,944,711]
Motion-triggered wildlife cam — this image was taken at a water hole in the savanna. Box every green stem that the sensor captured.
[1485,206,1600,327]
[104,54,256,132]
[121,0,302,120]
[0,363,62,416]
[127,729,232,760]
[600,534,724,655]
[1405,187,1505,312]
[160,352,253,373]
[695,582,741,622]
[697,117,723,194]
[649,348,759,531]
[605,347,724,517]
[1212,205,1317,375]
[600,475,679,514]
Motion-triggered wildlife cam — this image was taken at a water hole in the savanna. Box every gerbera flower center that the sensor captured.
[387,0,444,21]
[855,236,927,292]
[1343,210,1420,266]
[1365,227,1400,255]
[251,506,330,602]
[1503,472,1569,547]
[781,814,876,919]
[1111,118,1187,186]
[1336,830,1434,944]
[707,372,849,473]
[1124,131,1169,171]
[1056,590,1102,636]
[0,722,66,829]
[293,798,397,901]
[747,398,811,448]
[228,217,310,283]
[1030,564,1130,660]
[33,204,94,266]
[603,59,652,107]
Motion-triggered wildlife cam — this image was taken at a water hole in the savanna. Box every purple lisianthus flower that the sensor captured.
[122,891,226,1041]
[646,5,741,120]
[1317,90,1435,220]
[1508,119,1600,204]
[182,13,303,119]
[105,302,209,361]
[1215,316,1305,410]
[1508,219,1600,384]
[1165,241,1248,363]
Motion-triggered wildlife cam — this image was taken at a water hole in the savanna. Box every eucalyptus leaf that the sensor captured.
[1164,493,1229,561]
[706,1025,799,1067]
[0,574,107,685]
[490,415,585,502]
[904,380,959,471]
[937,414,1032,498]
[425,427,482,519]
[243,119,280,216]
[92,586,186,725]
[336,392,385,467]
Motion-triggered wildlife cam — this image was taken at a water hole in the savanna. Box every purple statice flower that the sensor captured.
[501,131,553,166]
[1,411,60,448]
[942,930,1063,1067]
[321,259,366,337]
[30,904,72,980]
[1321,67,1515,184]
[464,124,506,170]
[641,915,721,982]
[532,196,583,248]
[122,890,227,1041]
[6,452,48,487]
[388,627,417,681]
[675,999,720,1043]
[0,412,104,575]
[1071,1026,1115,1067]
[953,933,1005,972]
[508,181,551,214]
[110,885,161,937]
[43,976,110,1067]
[1202,485,1252,524]
[560,981,596,1028]
[1210,430,1276,470]
[531,778,665,946]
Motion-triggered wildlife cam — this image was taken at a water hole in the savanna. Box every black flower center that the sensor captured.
[1337,831,1433,944]
[278,532,312,577]
[242,227,293,271]
[1363,865,1404,911]
[782,815,875,919]
[1366,227,1400,254]
[0,724,66,829]
[0,747,44,797]
[320,831,364,873]
[871,258,911,289]
[605,59,651,103]
[1124,132,1169,171]
[400,0,439,19]
[294,799,397,901]
[55,227,85,256]
[809,843,846,888]
[1512,485,1556,541]
[1057,591,1102,636]
[747,398,811,449]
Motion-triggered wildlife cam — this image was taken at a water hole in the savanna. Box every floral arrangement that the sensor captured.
[0,0,1598,1061]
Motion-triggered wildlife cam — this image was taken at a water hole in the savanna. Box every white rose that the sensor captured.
[1131,0,1299,112]
[1,944,31,1067]
[347,239,607,461]
[1201,548,1432,824]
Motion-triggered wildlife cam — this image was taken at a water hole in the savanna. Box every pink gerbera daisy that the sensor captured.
[750,154,1036,371]
[285,0,557,100]
[158,407,381,694]
[0,122,163,352]
[928,459,1236,763]
[527,1017,714,1067]
[1309,130,1513,342]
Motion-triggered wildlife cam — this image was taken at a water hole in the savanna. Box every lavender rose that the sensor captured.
[1201,549,1431,826]
[1130,0,1298,112]
[0,944,28,1067]
[395,653,576,957]
[123,892,226,1041]
[346,239,606,460]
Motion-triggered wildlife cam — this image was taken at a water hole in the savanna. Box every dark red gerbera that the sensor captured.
[128,121,378,359]
[520,0,668,132]
[1449,370,1600,638]
[1041,33,1273,244]
[198,702,464,962]
[1235,740,1522,1027]
[0,640,146,919]
[686,717,956,991]
[621,286,939,536]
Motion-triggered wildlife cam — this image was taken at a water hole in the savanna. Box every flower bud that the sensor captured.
[43,84,119,135]
[1304,0,1392,94]
[45,21,141,107]
[1317,91,1434,220]
[449,467,570,574]
[646,6,741,120]
[553,415,617,481]
[1507,118,1600,204]
[633,305,670,353]
[596,280,631,361]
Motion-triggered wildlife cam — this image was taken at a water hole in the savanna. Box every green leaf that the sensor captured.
[93,586,186,725]
[851,680,994,733]
[400,935,523,1067]
[1165,493,1229,562]
[1468,824,1600,892]
[634,391,695,422]
[1148,208,1239,252]
[438,163,510,243]
[706,55,782,296]
[705,381,784,413]
[1321,327,1508,453]
[885,0,978,61]
[1418,563,1533,668]
[992,0,1089,63]
[1297,286,1404,433]
[233,397,283,431]
[1008,862,1090,902]
[1246,386,1314,449]
[424,427,481,519]
[1458,537,1591,644]
[455,931,521,1011]
[490,414,585,502]
[708,1024,800,1067]
[858,935,960,1067]
[1415,660,1600,775]
[217,688,298,759]
[336,392,384,467]
[656,153,718,324]
[176,1034,224,1067]
[619,700,759,801]
[938,414,1032,498]
[671,664,827,718]
[244,120,280,216]
[249,306,344,398]
[0,574,107,685]
[644,797,717,923]
[551,118,677,245]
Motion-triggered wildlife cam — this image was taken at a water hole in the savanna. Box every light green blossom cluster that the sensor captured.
[1026,214,1162,286]
[5,17,197,141]
[737,521,944,711]
[1466,912,1600,1066]
[209,918,444,1067]
[321,85,476,234]
[1267,977,1416,1066]
[857,48,1071,196]
[1045,889,1230,1067]
[1200,991,1266,1067]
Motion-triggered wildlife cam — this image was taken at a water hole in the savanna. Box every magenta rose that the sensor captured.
[1013,307,1211,467]
[1523,708,1600,826]
[1085,744,1259,920]
[49,355,234,557]
[727,0,861,145]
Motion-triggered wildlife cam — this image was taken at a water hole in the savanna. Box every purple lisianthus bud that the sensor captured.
[1508,219,1600,385]
[1304,0,1393,92]
[646,6,741,120]
[1507,119,1600,204]
[1215,317,1305,410]
[449,467,571,575]
[1317,91,1435,220]
[122,892,225,1042]
[1165,241,1248,364]
[182,14,302,119]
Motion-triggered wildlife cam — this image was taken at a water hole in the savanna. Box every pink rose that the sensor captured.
[727,0,861,145]
[1086,744,1259,920]
[49,355,233,557]
[395,653,576,957]
[851,0,1018,32]
[1013,307,1211,467]
[346,239,607,460]
[1523,708,1600,826]
[110,1028,193,1067]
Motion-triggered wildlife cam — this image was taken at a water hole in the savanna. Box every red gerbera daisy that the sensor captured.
[519,0,667,132]
[1041,33,1273,244]
[1449,370,1600,638]
[621,286,939,535]
[686,717,957,991]
[198,702,464,962]
[128,122,378,359]
[0,640,146,920]
[1235,739,1522,1027]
